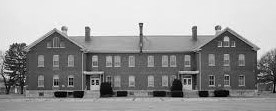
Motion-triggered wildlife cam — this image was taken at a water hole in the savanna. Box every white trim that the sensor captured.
[184,55,191,67]
[238,75,245,86]
[178,71,199,75]
[224,74,230,87]
[92,55,98,67]
[128,56,135,67]
[84,71,104,75]
[53,75,59,87]
[129,76,135,87]
[37,75,44,88]
[162,55,168,67]
[161,75,169,87]
[147,75,154,87]
[67,75,74,87]
[208,75,215,87]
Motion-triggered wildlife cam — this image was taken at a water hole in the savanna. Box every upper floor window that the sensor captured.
[218,41,222,47]
[38,55,44,67]
[231,41,236,47]
[106,56,112,67]
[53,75,59,87]
[223,54,230,66]
[114,56,121,67]
[68,75,74,87]
[92,55,98,67]
[53,55,59,67]
[238,75,245,86]
[162,55,168,67]
[60,41,65,48]
[162,75,169,87]
[223,36,230,47]
[208,54,215,66]
[224,75,230,86]
[147,56,154,67]
[53,37,60,48]
[38,75,44,87]
[184,55,191,67]
[129,76,135,87]
[114,76,121,87]
[47,42,52,48]
[170,55,177,67]
[147,75,154,87]
[209,75,215,86]
[238,54,245,66]
[129,56,135,67]
[68,55,74,67]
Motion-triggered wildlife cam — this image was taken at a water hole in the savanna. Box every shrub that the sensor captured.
[198,91,209,97]
[116,91,128,97]
[153,91,167,97]
[73,91,84,98]
[171,79,183,91]
[100,82,113,97]
[54,91,67,98]
[214,90,229,97]
[171,91,183,97]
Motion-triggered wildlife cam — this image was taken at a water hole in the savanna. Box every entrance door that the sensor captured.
[90,77,100,90]
[183,76,192,90]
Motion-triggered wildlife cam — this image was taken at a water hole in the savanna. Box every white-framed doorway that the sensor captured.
[183,75,192,90]
[90,77,100,90]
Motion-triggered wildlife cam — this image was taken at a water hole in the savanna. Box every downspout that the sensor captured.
[199,51,202,91]
[81,52,84,90]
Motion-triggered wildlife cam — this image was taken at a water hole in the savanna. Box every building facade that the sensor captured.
[25,24,259,97]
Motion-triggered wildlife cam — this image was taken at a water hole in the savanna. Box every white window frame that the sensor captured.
[38,55,44,67]
[238,75,245,86]
[170,55,177,67]
[184,55,191,67]
[68,55,74,67]
[162,55,168,67]
[218,41,222,47]
[231,41,236,47]
[68,75,74,87]
[162,75,169,87]
[60,41,65,48]
[129,76,135,87]
[147,75,154,87]
[47,42,52,48]
[38,75,44,87]
[106,56,112,67]
[92,55,98,67]
[209,75,215,87]
[53,75,59,87]
[223,36,230,47]
[53,37,60,48]
[223,54,230,66]
[114,76,121,87]
[224,74,230,87]
[128,56,135,67]
[238,54,245,66]
[114,56,121,67]
[53,55,59,67]
[147,56,154,67]
[208,54,215,66]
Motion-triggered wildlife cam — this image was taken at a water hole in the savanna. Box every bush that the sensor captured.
[54,91,67,98]
[100,82,113,97]
[214,90,229,97]
[73,91,84,98]
[116,91,128,97]
[153,91,167,97]
[198,91,209,97]
[171,79,183,91]
[171,91,183,97]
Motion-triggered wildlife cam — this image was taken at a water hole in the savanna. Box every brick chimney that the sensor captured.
[139,23,143,53]
[61,26,68,35]
[192,26,197,41]
[215,25,222,35]
[85,26,90,41]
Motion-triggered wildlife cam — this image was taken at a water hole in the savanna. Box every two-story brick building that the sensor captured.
[25,23,259,97]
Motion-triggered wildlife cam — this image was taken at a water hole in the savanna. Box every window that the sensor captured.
[53,37,60,48]
[106,76,112,83]
[231,41,236,47]
[68,75,74,87]
[223,54,230,66]
[170,55,177,67]
[92,55,98,67]
[106,56,112,67]
[224,75,230,86]
[129,76,135,87]
[114,56,121,67]
[209,75,215,86]
[162,55,168,67]
[53,75,59,87]
[47,42,52,48]
[148,75,154,87]
[170,75,177,86]
[238,75,245,86]
[208,54,215,66]
[147,56,154,67]
[68,55,74,67]
[238,54,245,66]
[38,55,44,67]
[53,55,59,67]
[38,75,44,87]
[218,41,222,47]
[223,36,230,47]
[162,75,169,87]
[184,55,191,67]
[60,41,65,48]
[114,76,121,87]
[129,56,135,67]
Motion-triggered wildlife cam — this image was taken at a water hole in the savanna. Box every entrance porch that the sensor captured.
[178,71,199,91]
[84,71,104,91]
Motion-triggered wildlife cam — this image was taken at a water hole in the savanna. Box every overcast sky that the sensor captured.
[0,0,275,58]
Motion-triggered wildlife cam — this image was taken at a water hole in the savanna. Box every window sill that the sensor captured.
[53,86,59,87]
[38,86,44,88]
[106,66,112,67]
[114,66,121,67]
[238,85,245,87]
[67,86,74,87]
[92,66,98,68]
[224,85,231,87]
[209,85,216,87]
[162,66,168,67]
[128,66,135,67]
[37,66,44,68]
[184,66,191,67]
[170,66,177,67]
[147,66,154,67]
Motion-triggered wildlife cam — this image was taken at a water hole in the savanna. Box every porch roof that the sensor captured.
[178,71,199,75]
[83,71,104,75]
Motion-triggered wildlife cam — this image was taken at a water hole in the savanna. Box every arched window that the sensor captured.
[223,36,230,47]
[53,37,60,48]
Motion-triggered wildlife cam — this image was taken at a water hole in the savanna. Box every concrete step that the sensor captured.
[83,90,100,98]
[183,90,199,98]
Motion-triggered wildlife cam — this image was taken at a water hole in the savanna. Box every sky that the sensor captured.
[0,0,275,59]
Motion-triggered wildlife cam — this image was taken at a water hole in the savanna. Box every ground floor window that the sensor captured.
[106,76,112,83]
[38,75,44,87]
[129,76,135,87]
[209,75,215,86]
[148,75,154,87]
[162,75,168,86]
[53,75,59,87]
[238,75,245,86]
[224,75,230,86]
[114,76,121,87]
[68,75,74,87]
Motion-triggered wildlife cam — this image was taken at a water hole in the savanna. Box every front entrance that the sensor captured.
[90,77,100,90]
[183,75,192,90]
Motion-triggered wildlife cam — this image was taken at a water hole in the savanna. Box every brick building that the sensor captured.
[25,23,259,97]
